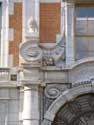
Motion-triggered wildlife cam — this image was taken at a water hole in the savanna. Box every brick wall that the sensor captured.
[40,3,61,43]
[9,2,61,65]
[9,3,22,66]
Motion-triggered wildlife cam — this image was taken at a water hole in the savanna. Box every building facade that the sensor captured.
[1,0,94,125]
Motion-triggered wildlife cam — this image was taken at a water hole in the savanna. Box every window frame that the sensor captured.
[75,3,94,60]
[75,3,94,19]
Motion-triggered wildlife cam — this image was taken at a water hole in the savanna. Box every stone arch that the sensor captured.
[69,57,94,70]
[42,82,94,125]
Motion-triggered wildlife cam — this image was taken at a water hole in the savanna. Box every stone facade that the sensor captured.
[1,0,94,125]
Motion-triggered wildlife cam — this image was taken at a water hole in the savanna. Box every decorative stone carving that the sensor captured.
[52,94,94,125]
[20,16,42,64]
[45,87,60,99]
[72,79,92,88]
[27,16,38,33]
[26,16,39,40]
[44,84,71,99]
[20,41,42,63]
[40,35,65,66]
[42,56,55,66]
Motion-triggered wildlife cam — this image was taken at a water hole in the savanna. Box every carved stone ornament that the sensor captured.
[41,36,65,66]
[20,41,42,62]
[52,94,94,125]
[45,86,61,99]
[45,87,61,99]
[44,83,71,99]
[27,17,38,33]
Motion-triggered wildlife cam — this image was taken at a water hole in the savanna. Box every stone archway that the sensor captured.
[52,94,94,125]
[42,83,94,125]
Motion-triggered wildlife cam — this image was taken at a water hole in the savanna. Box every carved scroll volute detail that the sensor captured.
[20,41,42,63]
[45,86,61,99]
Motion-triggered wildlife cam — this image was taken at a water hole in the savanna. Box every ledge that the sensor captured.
[41,57,94,71]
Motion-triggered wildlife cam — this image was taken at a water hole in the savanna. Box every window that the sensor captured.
[75,4,94,60]
[76,6,94,17]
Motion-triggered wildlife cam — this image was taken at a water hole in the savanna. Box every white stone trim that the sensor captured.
[9,1,14,15]
[9,0,23,16]
[23,0,39,43]
[14,0,22,2]
[1,0,9,67]
[40,0,61,2]
[9,0,22,2]
[22,0,25,43]
[35,0,40,35]
[23,86,40,125]
[61,2,65,34]
[65,2,75,66]
[9,28,14,41]
[8,54,13,67]
[65,57,94,70]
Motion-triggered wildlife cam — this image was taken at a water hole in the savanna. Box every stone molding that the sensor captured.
[66,57,94,70]
[42,82,94,125]
[68,58,94,84]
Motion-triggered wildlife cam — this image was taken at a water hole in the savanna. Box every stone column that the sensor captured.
[65,2,75,66]
[23,85,40,125]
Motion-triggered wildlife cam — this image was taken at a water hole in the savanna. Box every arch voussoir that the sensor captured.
[42,83,94,125]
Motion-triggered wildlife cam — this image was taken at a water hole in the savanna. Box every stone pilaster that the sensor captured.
[21,62,42,125]
[20,44,42,125]
[20,17,42,125]
[1,0,9,67]
[20,0,42,124]
[23,85,40,125]
[65,2,75,66]
[23,0,39,42]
